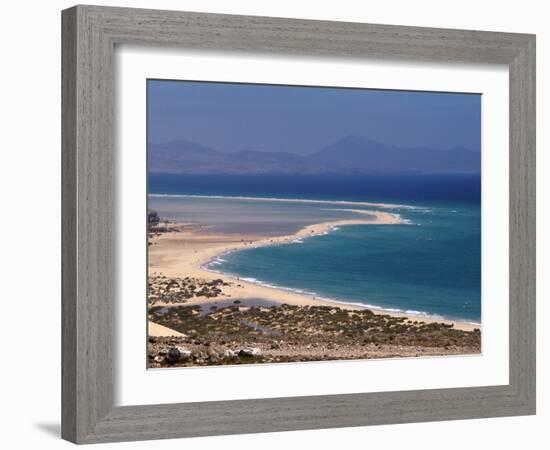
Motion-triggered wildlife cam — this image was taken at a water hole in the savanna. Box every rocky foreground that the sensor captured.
[148,302,481,368]
[148,274,230,304]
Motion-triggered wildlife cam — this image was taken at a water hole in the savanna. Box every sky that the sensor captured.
[147,79,481,155]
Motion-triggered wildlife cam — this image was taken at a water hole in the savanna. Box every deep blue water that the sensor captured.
[149,173,480,205]
[149,174,481,322]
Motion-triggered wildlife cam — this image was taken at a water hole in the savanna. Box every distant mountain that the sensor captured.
[311,136,481,174]
[148,140,326,174]
[148,137,480,175]
[147,140,235,173]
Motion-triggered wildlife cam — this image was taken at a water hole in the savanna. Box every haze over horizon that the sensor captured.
[147,135,481,175]
[147,80,481,156]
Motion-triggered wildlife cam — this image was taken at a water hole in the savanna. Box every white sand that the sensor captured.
[148,321,187,337]
[148,211,479,332]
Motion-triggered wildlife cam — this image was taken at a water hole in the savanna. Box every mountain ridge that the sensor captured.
[148,136,481,175]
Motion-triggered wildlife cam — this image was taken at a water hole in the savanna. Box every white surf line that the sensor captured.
[323,207,387,215]
[148,193,416,210]
[323,208,412,224]
[204,261,478,327]
[202,213,404,277]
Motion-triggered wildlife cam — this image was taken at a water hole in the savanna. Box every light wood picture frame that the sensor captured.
[61,5,536,444]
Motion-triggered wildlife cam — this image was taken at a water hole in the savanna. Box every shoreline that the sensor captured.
[148,211,480,332]
[148,193,413,210]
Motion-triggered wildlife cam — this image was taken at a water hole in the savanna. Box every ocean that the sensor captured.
[148,174,481,323]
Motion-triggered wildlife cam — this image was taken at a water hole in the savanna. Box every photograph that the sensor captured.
[146,80,482,368]
[1,1,541,447]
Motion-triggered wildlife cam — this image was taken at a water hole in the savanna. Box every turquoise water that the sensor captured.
[149,194,481,323]
[213,204,480,322]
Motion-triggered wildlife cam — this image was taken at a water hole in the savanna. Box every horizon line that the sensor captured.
[147,135,481,155]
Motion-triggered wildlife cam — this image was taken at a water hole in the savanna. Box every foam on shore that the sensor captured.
[149,193,417,210]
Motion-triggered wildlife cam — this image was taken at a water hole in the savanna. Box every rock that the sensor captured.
[193,351,206,361]
[180,347,192,359]
[166,346,191,363]
[166,349,180,363]
[223,349,237,359]
[238,347,262,357]
[208,350,223,363]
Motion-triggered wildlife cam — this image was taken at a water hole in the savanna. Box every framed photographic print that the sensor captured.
[145,80,483,367]
[62,5,536,444]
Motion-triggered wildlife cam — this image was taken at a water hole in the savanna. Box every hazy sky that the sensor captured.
[147,79,481,155]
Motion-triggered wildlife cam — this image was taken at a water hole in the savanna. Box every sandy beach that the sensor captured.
[148,211,478,332]
[144,81,482,368]
[148,321,186,337]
